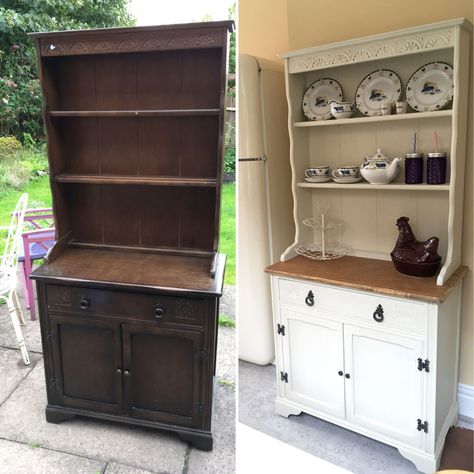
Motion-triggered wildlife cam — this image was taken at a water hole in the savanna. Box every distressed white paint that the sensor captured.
[271,275,463,473]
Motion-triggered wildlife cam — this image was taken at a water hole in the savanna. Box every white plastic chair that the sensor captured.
[0,193,30,365]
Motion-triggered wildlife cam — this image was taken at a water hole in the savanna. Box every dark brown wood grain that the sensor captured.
[31,21,230,450]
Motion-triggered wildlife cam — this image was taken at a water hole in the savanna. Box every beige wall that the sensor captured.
[238,0,289,61]
[239,0,474,386]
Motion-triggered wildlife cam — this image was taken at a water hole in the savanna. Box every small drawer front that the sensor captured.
[277,278,427,334]
[46,285,205,327]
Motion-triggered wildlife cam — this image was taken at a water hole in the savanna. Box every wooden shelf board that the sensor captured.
[266,255,468,303]
[55,174,217,187]
[297,182,450,191]
[294,110,452,128]
[31,247,226,296]
[49,109,220,117]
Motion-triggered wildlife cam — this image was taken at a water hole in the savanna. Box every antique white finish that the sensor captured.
[271,275,462,473]
[280,18,471,286]
[270,18,471,473]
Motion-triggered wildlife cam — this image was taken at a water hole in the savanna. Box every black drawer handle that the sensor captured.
[305,290,314,307]
[79,297,90,310]
[373,304,384,322]
[155,304,165,320]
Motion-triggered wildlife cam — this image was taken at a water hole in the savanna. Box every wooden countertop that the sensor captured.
[266,256,468,303]
[31,248,226,296]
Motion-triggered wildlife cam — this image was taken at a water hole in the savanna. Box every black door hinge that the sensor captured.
[280,371,288,383]
[47,332,55,343]
[196,402,205,413]
[417,419,429,433]
[194,348,208,359]
[277,324,285,336]
[417,358,430,372]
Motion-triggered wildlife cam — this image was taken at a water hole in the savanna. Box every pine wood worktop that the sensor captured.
[266,256,468,303]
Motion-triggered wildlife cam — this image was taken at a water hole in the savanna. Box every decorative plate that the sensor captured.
[332,176,363,184]
[406,62,454,112]
[304,176,332,183]
[355,69,402,116]
[302,78,343,121]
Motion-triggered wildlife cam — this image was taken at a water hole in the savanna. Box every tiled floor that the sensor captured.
[239,360,473,474]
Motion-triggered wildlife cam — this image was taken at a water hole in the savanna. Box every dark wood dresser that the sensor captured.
[29,20,232,450]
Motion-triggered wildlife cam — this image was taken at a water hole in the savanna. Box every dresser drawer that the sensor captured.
[277,278,427,334]
[45,284,206,327]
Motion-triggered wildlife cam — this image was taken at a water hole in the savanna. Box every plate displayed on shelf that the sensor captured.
[355,69,402,116]
[304,176,332,183]
[406,62,454,112]
[302,78,343,121]
[332,176,363,184]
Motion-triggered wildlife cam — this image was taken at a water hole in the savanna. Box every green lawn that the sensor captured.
[0,177,236,285]
[219,183,235,285]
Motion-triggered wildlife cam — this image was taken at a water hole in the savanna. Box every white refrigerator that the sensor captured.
[237,54,294,365]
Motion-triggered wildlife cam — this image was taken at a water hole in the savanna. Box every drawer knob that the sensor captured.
[79,297,90,310]
[345,373,350,379]
[155,304,165,320]
[305,290,314,307]
[373,304,384,322]
[124,370,130,377]
[116,369,122,375]
[338,370,343,376]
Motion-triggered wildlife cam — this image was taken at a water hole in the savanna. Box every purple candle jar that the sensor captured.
[405,153,423,184]
[427,152,447,185]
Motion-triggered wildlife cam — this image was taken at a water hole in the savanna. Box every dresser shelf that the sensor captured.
[55,174,217,187]
[293,109,452,128]
[297,182,450,191]
[49,109,220,118]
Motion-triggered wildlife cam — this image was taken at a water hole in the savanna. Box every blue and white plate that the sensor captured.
[302,78,343,121]
[406,62,453,112]
[355,69,402,116]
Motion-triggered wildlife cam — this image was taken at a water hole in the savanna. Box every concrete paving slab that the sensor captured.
[0,347,41,405]
[0,438,105,474]
[0,361,187,473]
[187,326,235,473]
[104,462,156,474]
[220,285,235,319]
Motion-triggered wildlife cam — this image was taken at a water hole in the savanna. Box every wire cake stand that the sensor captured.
[295,205,349,261]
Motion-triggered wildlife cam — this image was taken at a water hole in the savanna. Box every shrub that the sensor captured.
[0,135,22,157]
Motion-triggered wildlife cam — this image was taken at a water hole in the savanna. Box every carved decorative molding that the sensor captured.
[289,28,454,73]
[52,289,72,308]
[40,30,221,56]
[176,300,199,322]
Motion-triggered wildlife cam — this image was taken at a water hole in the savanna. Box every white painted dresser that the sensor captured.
[266,18,471,474]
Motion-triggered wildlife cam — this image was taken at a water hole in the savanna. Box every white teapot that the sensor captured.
[360,148,400,184]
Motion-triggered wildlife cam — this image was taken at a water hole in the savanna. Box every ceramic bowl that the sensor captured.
[390,254,441,278]
[330,101,354,119]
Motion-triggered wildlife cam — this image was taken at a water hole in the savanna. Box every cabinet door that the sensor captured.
[344,324,425,447]
[122,324,203,428]
[280,309,345,418]
[49,315,123,413]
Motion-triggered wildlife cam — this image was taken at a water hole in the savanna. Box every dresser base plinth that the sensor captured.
[44,404,214,451]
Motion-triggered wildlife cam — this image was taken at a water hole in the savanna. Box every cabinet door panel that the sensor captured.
[344,325,424,447]
[49,315,122,413]
[281,309,345,418]
[123,324,202,428]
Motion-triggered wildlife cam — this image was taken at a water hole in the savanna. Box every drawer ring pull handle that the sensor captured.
[305,290,314,307]
[155,304,165,320]
[79,297,90,310]
[373,304,384,322]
